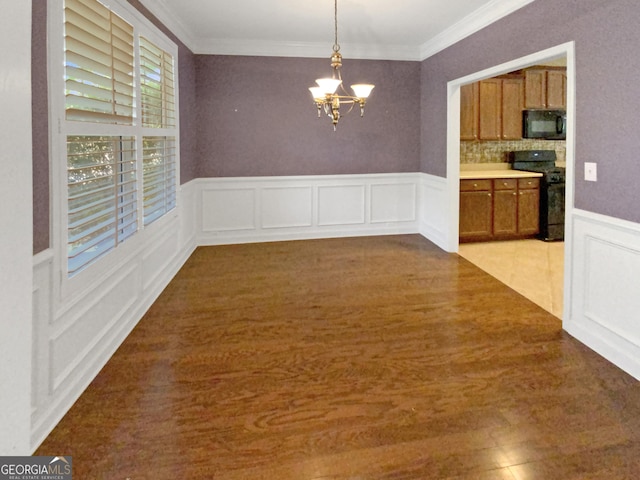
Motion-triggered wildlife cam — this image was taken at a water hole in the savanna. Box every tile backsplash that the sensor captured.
[460,140,566,165]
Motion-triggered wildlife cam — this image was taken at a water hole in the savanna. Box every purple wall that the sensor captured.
[421,0,640,224]
[195,55,420,177]
[32,0,49,254]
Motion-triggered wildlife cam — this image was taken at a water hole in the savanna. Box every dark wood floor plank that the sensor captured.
[36,235,640,479]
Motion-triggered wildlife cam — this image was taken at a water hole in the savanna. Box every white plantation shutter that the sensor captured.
[67,136,137,275]
[140,37,177,226]
[143,137,176,225]
[58,0,179,277]
[64,0,134,124]
[140,37,176,128]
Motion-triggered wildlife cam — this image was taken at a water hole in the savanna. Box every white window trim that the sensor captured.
[48,0,180,302]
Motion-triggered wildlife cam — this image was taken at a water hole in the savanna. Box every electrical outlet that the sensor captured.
[585,162,598,182]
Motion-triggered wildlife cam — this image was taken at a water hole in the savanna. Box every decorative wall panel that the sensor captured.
[318,185,366,226]
[565,210,640,380]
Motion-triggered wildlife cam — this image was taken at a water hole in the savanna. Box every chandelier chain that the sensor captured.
[333,0,340,53]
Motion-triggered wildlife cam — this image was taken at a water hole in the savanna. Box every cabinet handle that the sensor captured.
[473,183,478,188]
[503,182,508,187]
[513,192,517,196]
[488,193,492,197]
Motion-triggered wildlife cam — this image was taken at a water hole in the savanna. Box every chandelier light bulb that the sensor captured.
[309,87,325,101]
[315,78,342,95]
[351,84,375,99]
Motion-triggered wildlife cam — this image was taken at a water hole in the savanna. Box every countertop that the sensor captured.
[460,163,543,180]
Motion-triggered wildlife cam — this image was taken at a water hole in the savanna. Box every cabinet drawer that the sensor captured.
[460,179,492,192]
[518,177,540,189]
[494,178,517,190]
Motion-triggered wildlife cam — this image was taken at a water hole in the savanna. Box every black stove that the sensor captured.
[510,150,565,241]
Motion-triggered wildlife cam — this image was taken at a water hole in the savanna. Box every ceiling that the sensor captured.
[139,0,534,61]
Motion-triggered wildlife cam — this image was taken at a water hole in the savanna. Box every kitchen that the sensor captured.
[457,60,567,318]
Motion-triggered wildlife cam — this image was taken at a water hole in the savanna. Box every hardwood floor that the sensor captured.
[35,235,640,479]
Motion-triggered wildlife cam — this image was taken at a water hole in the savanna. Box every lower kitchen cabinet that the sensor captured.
[516,177,540,235]
[493,178,518,236]
[460,177,540,242]
[459,179,492,238]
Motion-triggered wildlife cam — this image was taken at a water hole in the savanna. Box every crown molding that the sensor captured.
[419,0,535,60]
[191,38,421,61]
[137,0,198,51]
[138,0,534,61]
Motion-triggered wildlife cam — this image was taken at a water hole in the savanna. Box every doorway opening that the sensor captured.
[445,42,575,320]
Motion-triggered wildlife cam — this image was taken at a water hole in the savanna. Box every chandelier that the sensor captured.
[308,0,374,131]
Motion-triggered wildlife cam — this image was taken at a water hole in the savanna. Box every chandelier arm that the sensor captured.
[343,102,356,116]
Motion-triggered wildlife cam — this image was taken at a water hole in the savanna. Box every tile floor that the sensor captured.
[458,239,565,318]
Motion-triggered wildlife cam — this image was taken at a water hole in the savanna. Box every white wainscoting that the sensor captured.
[417,173,449,251]
[564,209,640,380]
[196,173,424,245]
[30,181,198,450]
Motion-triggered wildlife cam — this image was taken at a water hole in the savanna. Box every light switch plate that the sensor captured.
[585,162,598,182]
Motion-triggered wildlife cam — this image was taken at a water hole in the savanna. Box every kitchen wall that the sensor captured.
[460,139,566,165]
[421,0,640,225]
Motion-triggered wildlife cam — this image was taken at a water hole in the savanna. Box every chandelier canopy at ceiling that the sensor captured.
[308,0,374,131]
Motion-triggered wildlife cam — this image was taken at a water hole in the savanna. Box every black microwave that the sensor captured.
[523,109,566,140]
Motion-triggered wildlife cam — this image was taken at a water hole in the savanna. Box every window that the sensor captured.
[67,136,136,276]
[140,36,175,128]
[143,136,176,226]
[58,0,178,276]
[64,0,134,124]
[139,36,177,226]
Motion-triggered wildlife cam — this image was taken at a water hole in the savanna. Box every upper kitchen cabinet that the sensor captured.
[477,76,523,141]
[460,77,523,141]
[501,78,524,140]
[478,79,502,140]
[524,68,567,109]
[546,70,567,109]
[460,82,479,141]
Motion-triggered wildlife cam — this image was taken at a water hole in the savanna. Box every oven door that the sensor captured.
[540,182,565,241]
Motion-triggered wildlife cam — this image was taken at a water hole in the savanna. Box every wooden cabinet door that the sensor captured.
[517,179,540,235]
[460,82,479,141]
[460,180,492,240]
[493,179,518,236]
[524,69,547,108]
[501,78,523,140]
[546,70,567,109]
[478,79,502,140]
